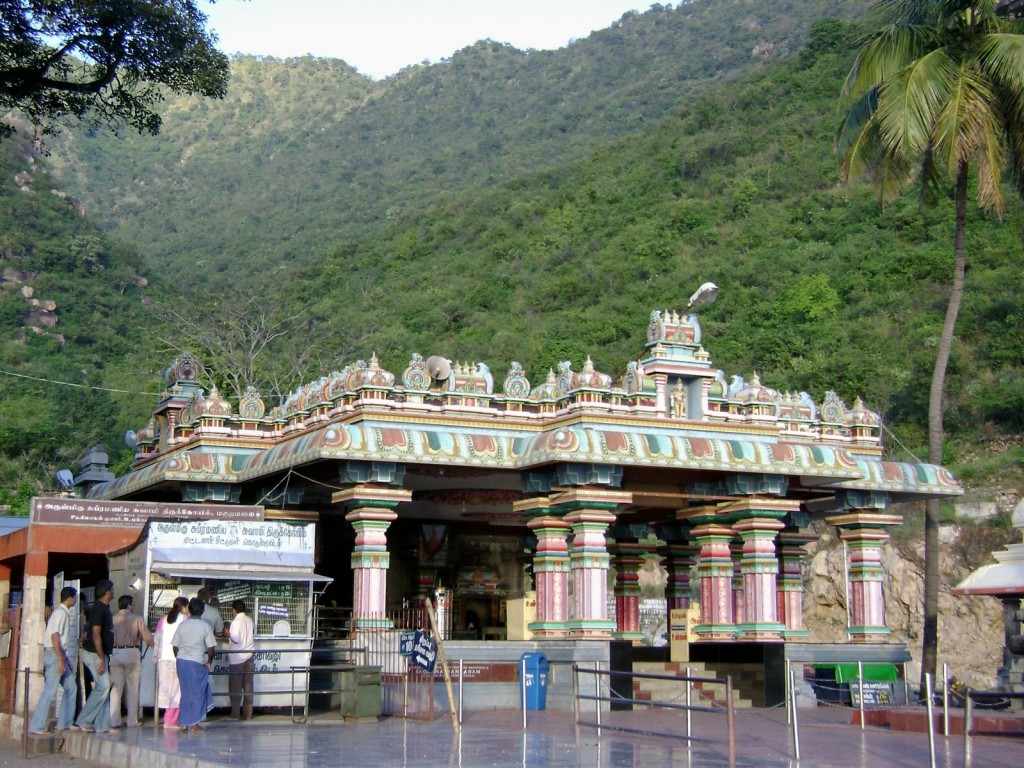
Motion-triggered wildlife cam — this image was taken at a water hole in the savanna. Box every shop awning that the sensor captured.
[151,565,332,583]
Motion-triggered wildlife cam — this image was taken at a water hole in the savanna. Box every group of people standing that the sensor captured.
[29,581,256,735]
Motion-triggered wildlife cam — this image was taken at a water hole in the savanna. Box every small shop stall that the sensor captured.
[108,518,331,709]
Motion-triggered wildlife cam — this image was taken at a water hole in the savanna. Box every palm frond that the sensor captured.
[842,24,938,101]
[931,60,1003,187]
[876,48,958,160]
[977,32,1024,93]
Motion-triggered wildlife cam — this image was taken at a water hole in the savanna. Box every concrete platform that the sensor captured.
[14,705,1019,768]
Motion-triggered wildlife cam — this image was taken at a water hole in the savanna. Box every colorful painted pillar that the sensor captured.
[654,523,696,611]
[517,497,571,638]
[609,540,646,643]
[825,511,902,642]
[722,498,798,641]
[731,542,745,628]
[777,532,815,639]
[681,505,738,640]
[553,487,632,639]
[333,484,412,629]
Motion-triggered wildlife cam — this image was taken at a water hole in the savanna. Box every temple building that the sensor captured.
[1,304,963,712]
[84,305,959,639]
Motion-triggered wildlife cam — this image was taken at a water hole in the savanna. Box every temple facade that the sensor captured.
[81,306,961,645]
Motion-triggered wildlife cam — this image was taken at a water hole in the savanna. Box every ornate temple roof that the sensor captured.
[87,307,961,515]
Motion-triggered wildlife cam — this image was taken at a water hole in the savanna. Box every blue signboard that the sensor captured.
[411,630,438,672]
[399,631,416,657]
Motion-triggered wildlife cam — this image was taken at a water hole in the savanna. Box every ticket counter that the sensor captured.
[108,518,331,709]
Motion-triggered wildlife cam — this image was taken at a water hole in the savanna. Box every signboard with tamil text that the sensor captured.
[31,498,263,528]
[411,631,438,673]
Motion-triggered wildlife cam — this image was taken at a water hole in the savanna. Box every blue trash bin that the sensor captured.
[521,652,549,711]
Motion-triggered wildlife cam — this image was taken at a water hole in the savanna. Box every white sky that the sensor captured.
[204,0,649,79]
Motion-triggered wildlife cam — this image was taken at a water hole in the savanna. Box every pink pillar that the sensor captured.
[334,484,412,629]
[565,509,616,638]
[525,512,572,638]
[732,517,786,641]
[826,512,902,642]
[777,532,815,638]
[610,543,646,643]
[689,522,738,639]
[731,543,745,627]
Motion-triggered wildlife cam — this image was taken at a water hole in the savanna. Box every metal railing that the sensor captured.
[573,664,737,764]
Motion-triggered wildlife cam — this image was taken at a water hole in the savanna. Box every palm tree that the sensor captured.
[837,0,1024,691]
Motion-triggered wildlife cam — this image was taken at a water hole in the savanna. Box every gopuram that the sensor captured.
[80,302,961,698]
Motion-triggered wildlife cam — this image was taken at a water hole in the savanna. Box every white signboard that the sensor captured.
[149,520,315,568]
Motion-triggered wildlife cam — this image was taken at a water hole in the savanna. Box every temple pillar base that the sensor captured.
[848,626,893,643]
[736,622,785,641]
[611,631,646,644]
[693,623,739,641]
[527,621,569,639]
[566,619,615,639]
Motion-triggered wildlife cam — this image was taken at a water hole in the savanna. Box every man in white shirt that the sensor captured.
[28,586,78,734]
[226,599,256,720]
[197,587,226,637]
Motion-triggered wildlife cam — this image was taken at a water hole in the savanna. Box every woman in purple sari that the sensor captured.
[171,597,216,733]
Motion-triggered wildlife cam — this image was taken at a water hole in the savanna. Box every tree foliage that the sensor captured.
[0,0,229,139]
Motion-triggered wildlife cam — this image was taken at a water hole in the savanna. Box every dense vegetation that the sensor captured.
[1,0,1022,503]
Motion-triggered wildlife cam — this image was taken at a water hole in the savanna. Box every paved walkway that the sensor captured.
[28,705,1020,768]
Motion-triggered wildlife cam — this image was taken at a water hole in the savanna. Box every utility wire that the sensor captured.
[0,367,160,397]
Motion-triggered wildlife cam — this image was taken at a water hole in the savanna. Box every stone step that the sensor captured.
[631,661,753,709]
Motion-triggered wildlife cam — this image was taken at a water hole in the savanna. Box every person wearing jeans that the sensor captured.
[75,579,115,733]
[28,587,78,734]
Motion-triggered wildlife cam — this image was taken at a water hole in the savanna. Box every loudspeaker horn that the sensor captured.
[425,355,452,381]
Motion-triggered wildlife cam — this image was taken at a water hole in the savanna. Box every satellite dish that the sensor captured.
[686,282,719,312]
[124,430,138,448]
[56,469,74,490]
[425,356,452,381]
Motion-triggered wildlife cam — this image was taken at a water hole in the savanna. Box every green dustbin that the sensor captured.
[339,665,381,719]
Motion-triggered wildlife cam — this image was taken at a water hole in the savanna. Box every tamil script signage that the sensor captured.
[149,520,314,560]
[411,631,438,672]
[253,583,293,599]
[31,498,263,528]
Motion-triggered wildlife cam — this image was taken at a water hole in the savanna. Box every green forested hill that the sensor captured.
[2,1,1023,501]
[47,0,871,284]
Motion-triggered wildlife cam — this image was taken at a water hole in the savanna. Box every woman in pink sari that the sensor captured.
[153,597,188,726]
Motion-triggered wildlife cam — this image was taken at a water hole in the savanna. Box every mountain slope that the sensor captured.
[47,0,872,285]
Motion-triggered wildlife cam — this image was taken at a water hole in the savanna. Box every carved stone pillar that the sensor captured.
[609,541,646,643]
[777,532,815,638]
[731,542,745,628]
[553,487,631,639]
[518,497,571,638]
[732,517,786,640]
[333,484,411,629]
[825,511,902,642]
[688,520,738,639]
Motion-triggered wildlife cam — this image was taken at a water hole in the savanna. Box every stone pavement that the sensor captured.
[10,705,1020,768]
